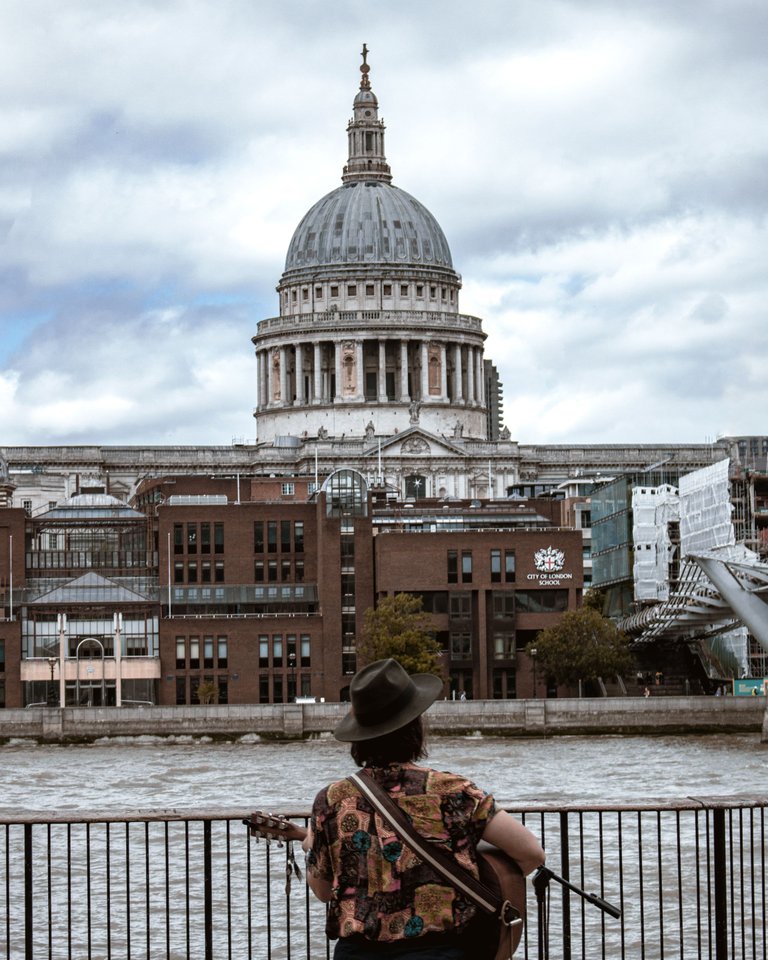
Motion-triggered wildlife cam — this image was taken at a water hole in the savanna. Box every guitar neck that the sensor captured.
[243,812,307,844]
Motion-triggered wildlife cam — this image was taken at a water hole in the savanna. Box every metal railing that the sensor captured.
[1,798,765,959]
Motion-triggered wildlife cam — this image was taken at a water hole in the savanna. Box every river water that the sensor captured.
[1,730,765,814]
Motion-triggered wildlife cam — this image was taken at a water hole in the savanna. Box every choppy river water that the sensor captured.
[1,731,765,814]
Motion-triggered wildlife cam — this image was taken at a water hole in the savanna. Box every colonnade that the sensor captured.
[255,337,485,410]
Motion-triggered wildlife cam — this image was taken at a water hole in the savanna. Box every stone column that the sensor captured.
[440,344,448,400]
[279,346,289,405]
[295,343,305,404]
[467,347,475,404]
[475,349,484,404]
[399,340,409,401]
[355,340,364,400]
[313,343,322,402]
[454,343,463,401]
[378,340,387,401]
[420,340,429,400]
[334,341,342,401]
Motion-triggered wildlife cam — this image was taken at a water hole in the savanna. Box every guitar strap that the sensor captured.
[347,770,522,927]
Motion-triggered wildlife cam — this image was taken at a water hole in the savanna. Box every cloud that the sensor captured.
[0,0,766,444]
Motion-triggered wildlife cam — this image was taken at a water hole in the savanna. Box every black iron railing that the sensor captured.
[1,798,765,959]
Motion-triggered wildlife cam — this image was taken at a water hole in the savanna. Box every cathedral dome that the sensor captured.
[284,180,454,273]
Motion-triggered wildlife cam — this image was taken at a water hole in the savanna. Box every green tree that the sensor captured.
[359,593,443,675]
[525,607,633,688]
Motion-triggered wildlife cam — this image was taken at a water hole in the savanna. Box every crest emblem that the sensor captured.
[534,546,565,572]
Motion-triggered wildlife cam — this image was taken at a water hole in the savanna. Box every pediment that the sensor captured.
[30,571,152,605]
[365,427,468,459]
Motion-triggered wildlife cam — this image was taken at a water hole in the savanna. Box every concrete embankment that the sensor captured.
[1,696,766,744]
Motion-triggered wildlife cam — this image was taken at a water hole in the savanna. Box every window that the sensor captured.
[330,285,339,297]
[259,636,269,668]
[176,637,186,669]
[514,590,569,613]
[505,550,516,582]
[214,561,224,583]
[267,521,277,553]
[461,551,473,583]
[347,284,357,296]
[291,290,297,303]
[416,284,424,297]
[400,284,408,296]
[201,522,210,553]
[447,550,458,584]
[174,524,184,554]
[201,561,211,583]
[281,520,291,552]
[254,521,264,551]
[383,284,392,296]
[189,638,200,670]
[281,560,291,581]
[217,637,228,668]
[268,560,278,582]
[365,284,375,297]
[281,483,295,496]
[214,523,224,554]
[300,634,311,667]
[47,533,57,550]
[302,288,308,301]
[430,286,436,298]
[493,632,516,659]
[450,633,472,659]
[204,636,214,669]
[272,635,283,667]
[174,562,184,584]
[315,286,323,298]
[294,521,304,552]
[259,676,270,703]
[187,524,197,553]
[254,560,264,582]
[187,561,197,583]
[490,549,501,583]
[449,593,471,619]
[492,592,515,618]
[176,678,187,705]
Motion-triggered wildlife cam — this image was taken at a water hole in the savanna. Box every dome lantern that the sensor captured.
[342,44,392,185]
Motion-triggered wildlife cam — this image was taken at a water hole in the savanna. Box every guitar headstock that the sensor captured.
[243,811,305,844]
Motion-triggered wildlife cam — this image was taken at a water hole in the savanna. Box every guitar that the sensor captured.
[244,812,525,959]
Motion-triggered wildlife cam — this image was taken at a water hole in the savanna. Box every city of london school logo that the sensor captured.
[534,546,566,572]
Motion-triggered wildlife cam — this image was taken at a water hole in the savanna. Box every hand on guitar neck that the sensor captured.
[243,811,307,844]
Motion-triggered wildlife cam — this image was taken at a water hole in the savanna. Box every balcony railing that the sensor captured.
[1,798,765,959]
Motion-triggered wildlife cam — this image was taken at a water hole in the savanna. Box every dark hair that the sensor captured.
[350,716,428,767]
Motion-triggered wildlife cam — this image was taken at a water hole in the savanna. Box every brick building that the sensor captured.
[0,470,582,708]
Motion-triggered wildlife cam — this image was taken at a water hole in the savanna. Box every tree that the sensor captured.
[196,680,218,705]
[524,607,633,688]
[359,593,443,675]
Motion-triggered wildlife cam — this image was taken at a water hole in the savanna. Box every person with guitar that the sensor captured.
[300,658,544,959]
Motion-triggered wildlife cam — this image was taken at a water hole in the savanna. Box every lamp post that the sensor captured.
[530,648,538,699]
[288,651,297,702]
[47,657,58,707]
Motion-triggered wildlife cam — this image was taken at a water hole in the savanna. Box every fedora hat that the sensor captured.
[334,658,443,742]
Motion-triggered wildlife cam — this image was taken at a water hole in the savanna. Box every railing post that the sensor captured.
[24,823,33,960]
[204,820,213,960]
[712,807,728,960]
[560,811,571,960]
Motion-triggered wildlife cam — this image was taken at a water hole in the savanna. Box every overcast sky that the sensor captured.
[1,0,766,447]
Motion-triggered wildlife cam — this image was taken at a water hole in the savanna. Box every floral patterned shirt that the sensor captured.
[307,762,496,943]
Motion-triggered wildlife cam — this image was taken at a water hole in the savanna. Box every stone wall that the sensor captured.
[1,696,765,743]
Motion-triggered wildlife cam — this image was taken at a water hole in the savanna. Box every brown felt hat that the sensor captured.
[334,658,443,742]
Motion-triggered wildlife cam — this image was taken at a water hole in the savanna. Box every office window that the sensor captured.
[214,523,224,554]
[461,551,473,583]
[281,520,291,552]
[187,561,197,583]
[267,521,277,552]
[272,635,283,667]
[254,521,264,552]
[447,550,458,584]
[203,636,214,669]
[201,561,211,583]
[200,522,210,553]
[174,562,184,584]
[176,637,186,669]
[254,560,264,582]
[187,524,197,553]
[300,635,311,667]
[294,521,304,552]
[490,549,501,583]
[449,593,471,619]
[505,550,516,582]
[174,524,184,554]
[217,637,228,668]
[259,636,269,668]
[450,632,472,659]
[268,560,277,582]
[214,561,224,583]
[281,560,291,581]
[295,559,304,582]
[281,483,295,496]
[189,638,200,669]
[493,632,515,659]
[492,592,515,618]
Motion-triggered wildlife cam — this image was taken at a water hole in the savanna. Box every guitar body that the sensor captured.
[470,842,526,959]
